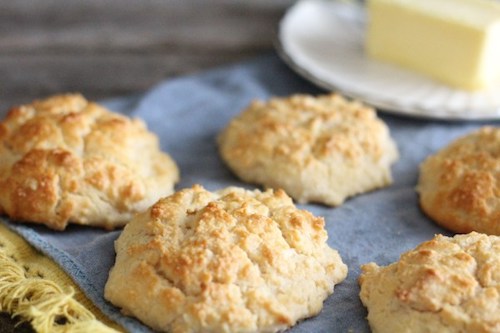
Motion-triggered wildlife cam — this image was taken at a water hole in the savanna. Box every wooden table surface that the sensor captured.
[0,0,294,112]
[0,1,294,332]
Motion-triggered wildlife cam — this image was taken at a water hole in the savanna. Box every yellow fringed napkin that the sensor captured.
[0,222,123,333]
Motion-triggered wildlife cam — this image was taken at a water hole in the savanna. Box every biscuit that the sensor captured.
[104,184,347,333]
[0,94,179,230]
[417,127,500,235]
[217,93,398,206]
[359,232,500,333]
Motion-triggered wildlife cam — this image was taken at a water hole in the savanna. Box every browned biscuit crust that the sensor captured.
[105,185,347,333]
[417,127,500,235]
[359,232,500,333]
[218,94,398,206]
[0,94,179,230]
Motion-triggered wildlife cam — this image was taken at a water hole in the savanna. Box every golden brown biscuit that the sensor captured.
[217,93,398,206]
[359,232,500,333]
[0,94,179,230]
[417,127,500,235]
[104,184,347,333]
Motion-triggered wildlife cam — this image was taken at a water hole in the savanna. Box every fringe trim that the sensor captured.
[0,251,119,333]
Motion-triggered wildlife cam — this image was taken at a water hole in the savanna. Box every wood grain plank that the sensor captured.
[0,0,294,110]
[0,50,269,112]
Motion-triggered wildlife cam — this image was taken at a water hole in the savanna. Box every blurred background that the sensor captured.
[0,0,295,112]
[0,1,295,332]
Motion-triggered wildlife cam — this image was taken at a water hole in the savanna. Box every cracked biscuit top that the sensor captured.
[104,184,347,333]
[359,232,500,333]
[217,93,398,206]
[0,94,179,230]
[418,127,500,235]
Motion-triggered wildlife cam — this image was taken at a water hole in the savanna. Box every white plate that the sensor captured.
[277,0,500,120]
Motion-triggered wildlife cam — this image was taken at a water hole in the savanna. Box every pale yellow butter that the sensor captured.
[366,0,500,90]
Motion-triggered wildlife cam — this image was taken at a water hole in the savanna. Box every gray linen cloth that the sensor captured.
[2,54,490,332]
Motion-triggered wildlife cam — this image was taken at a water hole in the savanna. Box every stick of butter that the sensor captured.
[366,0,500,90]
